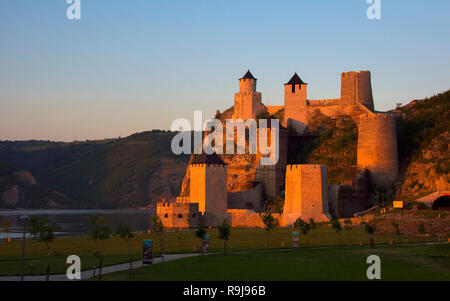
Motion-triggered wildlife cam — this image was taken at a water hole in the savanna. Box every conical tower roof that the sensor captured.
[240,70,256,80]
[285,73,306,85]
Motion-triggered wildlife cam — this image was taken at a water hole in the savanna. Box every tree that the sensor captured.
[344,219,352,230]
[1,220,10,241]
[27,216,42,254]
[392,221,401,242]
[363,222,375,235]
[88,215,110,256]
[88,215,110,280]
[294,218,310,235]
[308,218,316,230]
[331,219,342,233]
[262,212,279,248]
[217,219,231,255]
[152,216,165,257]
[38,219,61,280]
[116,222,134,276]
[195,226,206,258]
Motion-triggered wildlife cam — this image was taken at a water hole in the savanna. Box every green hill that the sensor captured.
[0,131,189,209]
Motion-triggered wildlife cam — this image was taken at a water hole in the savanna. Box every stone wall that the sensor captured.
[227,182,264,211]
[190,163,228,214]
[283,164,331,224]
[157,200,200,229]
[357,112,399,188]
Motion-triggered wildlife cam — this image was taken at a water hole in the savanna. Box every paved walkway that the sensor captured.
[0,253,200,281]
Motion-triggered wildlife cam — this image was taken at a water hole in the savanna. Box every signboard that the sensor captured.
[393,201,403,208]
[202,234,210,254]
[292,232,299,249]
[143,240,153,264]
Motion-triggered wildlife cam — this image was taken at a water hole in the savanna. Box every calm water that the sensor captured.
[0,209,156,240]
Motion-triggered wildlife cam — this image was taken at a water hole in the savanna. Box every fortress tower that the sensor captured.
[233,70,263,120]
[283,164,331,224]
[284,73,308,135]
[189,153,228,214]
[357,113,399,188]
[341,71,374,110]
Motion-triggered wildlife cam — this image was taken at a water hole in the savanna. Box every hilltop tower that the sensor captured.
[341,71,374,110]
[284,73,308,135]
[357,113,399,188]
[233,70,263,120]
[189,153,228,214]
[283,164,331,224]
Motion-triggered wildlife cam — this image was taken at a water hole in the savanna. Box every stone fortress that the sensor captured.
[157,70,399,228]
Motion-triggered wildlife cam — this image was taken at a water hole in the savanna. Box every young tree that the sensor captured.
[331,219,342,233]
[88,215,110,279]
[344,219,353,230]
[308,218,316,230]
[217,219,231,255]
[152,216,165,257]
[294,218,310,235]
[27,217,42,254]
[38,219,61,280]
[195,226,206,258]
[262,212,279,248]
[331,219,342,246]
[392,221,401,242]
[116,222,134,276]
[363,222,375,235]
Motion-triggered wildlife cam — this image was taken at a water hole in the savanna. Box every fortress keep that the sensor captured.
[157,70,399,228]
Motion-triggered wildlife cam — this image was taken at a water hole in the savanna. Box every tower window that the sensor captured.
[178,214,183,218]
[164,213,168,218]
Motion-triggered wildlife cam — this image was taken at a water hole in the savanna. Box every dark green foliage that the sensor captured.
[288,112,358,185]
[344,219,352,230]
[262,212,279,232]
[152,216,164,234]
[218,220,231,241]
[116,222,133,240]
[195,226,206,240]
[218,219,231,255]
[0,130,190,208]
[273,108,285,124]
[392,221,401,236]
[309,218,316,230]
[294,218,310,235]
[396,90,450,165]
[363,222,375,235]
[88,215,111,241]
[331,219,342,233]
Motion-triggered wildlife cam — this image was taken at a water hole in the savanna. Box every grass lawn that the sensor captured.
[0,225,442,276]
[101,244,450,281]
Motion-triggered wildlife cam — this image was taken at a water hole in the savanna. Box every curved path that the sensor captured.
[0,253,201,281]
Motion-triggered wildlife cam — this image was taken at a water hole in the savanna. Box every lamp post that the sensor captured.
[20,215,30,281]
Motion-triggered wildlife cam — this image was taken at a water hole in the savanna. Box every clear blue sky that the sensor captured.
[1,0,449,141]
